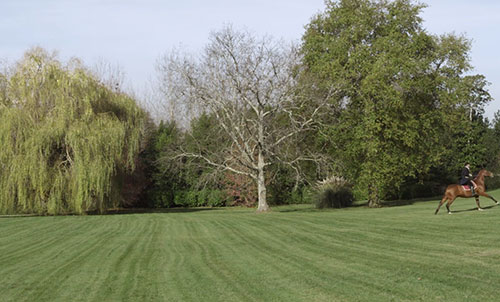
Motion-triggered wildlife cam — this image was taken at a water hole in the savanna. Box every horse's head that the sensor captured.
[479,169,494,177]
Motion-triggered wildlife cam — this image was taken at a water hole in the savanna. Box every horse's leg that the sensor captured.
[435,197,448,215]
[446,198,456,214]
[478,192,499,205]
[475,196,484,211]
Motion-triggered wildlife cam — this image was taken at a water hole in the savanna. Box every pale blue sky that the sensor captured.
[1,0,499,118]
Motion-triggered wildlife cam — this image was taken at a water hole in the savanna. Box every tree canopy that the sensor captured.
[301,0,492,206]
[0,48,147,215]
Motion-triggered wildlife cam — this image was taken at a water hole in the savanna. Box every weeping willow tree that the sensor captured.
[0,48,147,215]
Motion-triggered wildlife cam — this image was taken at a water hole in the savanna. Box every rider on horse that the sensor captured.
[460,163,477,195]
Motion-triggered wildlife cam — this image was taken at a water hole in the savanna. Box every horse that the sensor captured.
[435,169,498,215]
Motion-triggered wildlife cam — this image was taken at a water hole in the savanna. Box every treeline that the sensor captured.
[143,116,312,209]
[1,0,500,215]
[149,0,500,210]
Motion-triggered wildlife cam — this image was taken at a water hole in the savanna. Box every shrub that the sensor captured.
[170,189,227,207]
[398,181,443,200]
[207,190,227,207]
[301,187,315,205]
[223,172,256,207]
[149,189,173,208]
[314,176,354,209]
[173,191,186,207]
[184,191,199,207]
[289,189,304,204]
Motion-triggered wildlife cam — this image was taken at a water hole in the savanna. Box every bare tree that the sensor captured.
[157,26,330,212]
[92,58,126,92]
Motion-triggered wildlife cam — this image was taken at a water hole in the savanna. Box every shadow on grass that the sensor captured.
[382,196,441,207]
[0,207,223,218]
[451,204,497,214]
[275,202,368,213]
[95,207,223,215]
[276,198,438,212]
[0,214,39,219]
[274,207,318,213]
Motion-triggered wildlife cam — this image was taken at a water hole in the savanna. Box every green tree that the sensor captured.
[147,113,232,208]
[485,112,500,188]
[301,0,492,206]
[144,120,185,207]
[0,48,147,214]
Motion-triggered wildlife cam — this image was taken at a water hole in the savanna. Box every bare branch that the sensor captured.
[173,152,257,180]
[155,25,331,210]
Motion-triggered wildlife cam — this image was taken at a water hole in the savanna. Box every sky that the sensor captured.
[1,0,499,119]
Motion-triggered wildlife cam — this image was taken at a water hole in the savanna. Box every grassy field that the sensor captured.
[2,191,500,302]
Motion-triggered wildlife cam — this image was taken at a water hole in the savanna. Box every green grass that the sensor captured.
[2,191,500,302]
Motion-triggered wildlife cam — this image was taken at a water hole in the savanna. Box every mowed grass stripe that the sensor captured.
[0,217,83,263]
[21,216,129,301]
[176,218,254,301]
[212,218,337,301]
[234,215,422,301]
[214,215,399,301]
[78,215,160,301]
[1,217,95,300]
[296,208,500,300]
[0,217,103,280]
[2,190,500,301]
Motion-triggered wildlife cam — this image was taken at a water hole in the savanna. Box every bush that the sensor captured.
[289,189,304,204]
[207,190,227,207]
[170,189,227,207]
[149,190,173,208]
[301,187,315,205]
[314,176,354,209]
[184,191,199,207]
[173,191,186,207]
[398,181,444,200]
[485,176,500,191]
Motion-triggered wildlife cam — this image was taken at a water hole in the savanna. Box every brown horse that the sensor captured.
[435,169,498,214]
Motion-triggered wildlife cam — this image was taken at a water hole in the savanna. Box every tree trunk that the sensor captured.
[256,117,269,213]
[256,163,269,212]
[367,183,381,208]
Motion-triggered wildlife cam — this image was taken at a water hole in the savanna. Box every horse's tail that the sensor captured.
[435,185,457,215]
[435,196,447,215]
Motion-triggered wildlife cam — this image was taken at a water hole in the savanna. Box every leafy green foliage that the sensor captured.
[171,189,228,207]
[301,0,492,205]
[144,120,185,208]
[0,48,147,214]
[146,114,235,208]
[266,164,310,205]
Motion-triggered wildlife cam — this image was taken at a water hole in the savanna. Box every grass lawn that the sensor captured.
[2,191,500,302]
